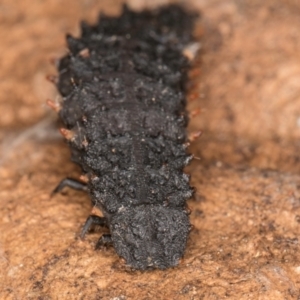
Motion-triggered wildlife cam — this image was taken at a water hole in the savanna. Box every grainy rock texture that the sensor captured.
[1,0,300,299]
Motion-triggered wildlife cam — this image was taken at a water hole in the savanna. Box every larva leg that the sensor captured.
[81,215,107,238]
[52,177,88,195]
[95,234,113,249]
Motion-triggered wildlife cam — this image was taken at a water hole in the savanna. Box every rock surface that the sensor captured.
[1,0,300,299]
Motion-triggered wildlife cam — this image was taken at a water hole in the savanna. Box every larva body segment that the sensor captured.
[56,5,196,270]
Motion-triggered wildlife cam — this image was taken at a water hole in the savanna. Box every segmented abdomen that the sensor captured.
[56,4,195,269]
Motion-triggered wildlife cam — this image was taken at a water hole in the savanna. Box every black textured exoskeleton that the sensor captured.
[54,4,196,270]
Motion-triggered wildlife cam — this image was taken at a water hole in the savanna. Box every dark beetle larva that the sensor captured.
[52,4,196,270]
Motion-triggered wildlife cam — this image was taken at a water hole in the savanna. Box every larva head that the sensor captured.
[110,205,190,270]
